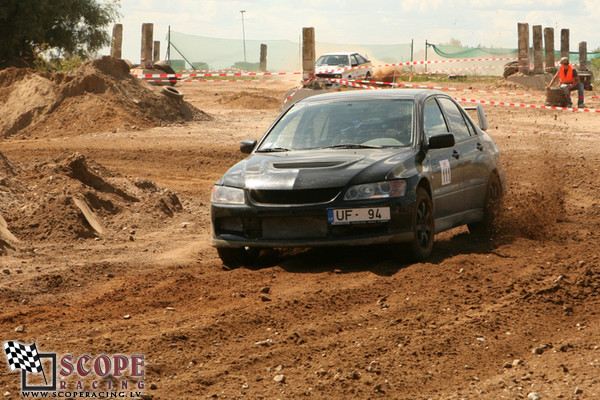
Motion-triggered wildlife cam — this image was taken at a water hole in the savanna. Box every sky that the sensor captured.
[104,0,600,64]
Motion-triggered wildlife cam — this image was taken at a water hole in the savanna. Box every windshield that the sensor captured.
[257,99,414,151]
[316,55,350,67]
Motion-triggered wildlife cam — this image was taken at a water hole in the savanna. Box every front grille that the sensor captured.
[261,216,328,239]
[249,188,341,205]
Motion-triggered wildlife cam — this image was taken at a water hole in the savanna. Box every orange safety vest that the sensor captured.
[559,65,574,84]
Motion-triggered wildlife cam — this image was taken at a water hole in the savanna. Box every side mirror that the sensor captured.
[428,133,455,149]
[240,139,257,154]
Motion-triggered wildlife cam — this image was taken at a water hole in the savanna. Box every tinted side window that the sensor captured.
[423,98,448,139]
[355,54,366,64]
[350,55,359,66]
[438,98,472,141]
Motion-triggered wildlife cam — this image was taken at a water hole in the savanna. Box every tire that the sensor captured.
[468,173,502,236]
[409,187,435,261]
[217,247,259,269]
[364,72,371,80]
[161,86,183,100]
[153,61,176,75]
[153,61,177,86]
[503,61,519,79]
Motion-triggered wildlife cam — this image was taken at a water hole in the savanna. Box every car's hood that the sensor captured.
[219,148,416,190]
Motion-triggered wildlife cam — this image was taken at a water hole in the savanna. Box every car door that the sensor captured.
[422,97,464,223]
[437,97,489,212]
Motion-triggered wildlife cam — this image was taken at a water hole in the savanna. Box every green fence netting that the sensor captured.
[166,31,413,72]
[429,43,600,63]
[429,44,518,59]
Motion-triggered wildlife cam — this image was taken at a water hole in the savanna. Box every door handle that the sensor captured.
[476,142,484,151]
[452,150,460,159]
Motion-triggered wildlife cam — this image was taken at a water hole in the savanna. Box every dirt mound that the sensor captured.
[0,152,185,243]
[218,91,282,109]
[0,56,212,138]
[489,76,528,91]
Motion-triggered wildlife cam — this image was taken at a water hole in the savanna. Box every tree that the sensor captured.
[440,38,464,48]
[0,0,120,64]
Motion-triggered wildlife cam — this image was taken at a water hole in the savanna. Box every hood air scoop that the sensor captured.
[272,161,348,169]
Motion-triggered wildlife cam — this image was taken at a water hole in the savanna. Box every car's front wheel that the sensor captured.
[468,173,502,236]
[410,187,435,261]
[217,247,259,269]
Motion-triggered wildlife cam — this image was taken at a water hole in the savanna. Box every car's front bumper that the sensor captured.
[211,197,416,248]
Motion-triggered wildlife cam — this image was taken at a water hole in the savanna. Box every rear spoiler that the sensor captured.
[463,104,489,131]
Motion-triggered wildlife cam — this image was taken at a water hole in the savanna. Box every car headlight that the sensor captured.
[344,180,406,201]
[211,185,245,205]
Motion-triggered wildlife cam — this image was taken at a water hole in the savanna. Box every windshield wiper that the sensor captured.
[256,147,290,152]
[319,143,383,149]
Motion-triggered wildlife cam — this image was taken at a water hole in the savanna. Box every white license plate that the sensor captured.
[328,207,390,225]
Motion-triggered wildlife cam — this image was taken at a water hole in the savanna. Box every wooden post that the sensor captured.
[532,25,543,74]
[153,41,160,63]
[259,44,267,72]
[110,24,123,59]
[579,41,587,71]
[141,23,154,68]
[302,27,315,81]
[544,27,555,73]
[560,28,569,59]
[517,23,529,74]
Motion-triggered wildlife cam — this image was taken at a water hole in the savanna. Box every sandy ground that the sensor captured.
[1,76,600,399]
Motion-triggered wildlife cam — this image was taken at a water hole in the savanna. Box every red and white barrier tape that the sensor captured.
[454,97,598,113]
[317,57,520,74]
[415,65,506,75]
[134,71,302,79]
[325,78,598,113]
[281,77,318,107]
[142,78,299,83]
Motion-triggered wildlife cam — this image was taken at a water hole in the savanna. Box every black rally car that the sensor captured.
[211,89,506,267]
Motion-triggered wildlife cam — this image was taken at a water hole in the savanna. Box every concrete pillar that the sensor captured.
[259,44,267,72]
[544,27,555,73]
[517,23,529,74]
[302,27,315,81]
[560,28,569,59]
[141,23,154,68]
[153,41,160,63]
[532,25,543,74]
[579,41,587,70]
[110,24,123,59]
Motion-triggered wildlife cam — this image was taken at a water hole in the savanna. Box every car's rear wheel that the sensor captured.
[409,187,435,261]
[364,72,371,80]
[217,247,259,269]
[468,172,502,236]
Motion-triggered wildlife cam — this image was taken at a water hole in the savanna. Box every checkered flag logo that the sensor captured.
[3,341,43,374]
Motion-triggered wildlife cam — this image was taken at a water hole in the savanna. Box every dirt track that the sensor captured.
[1,76,600,399]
